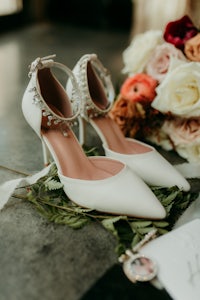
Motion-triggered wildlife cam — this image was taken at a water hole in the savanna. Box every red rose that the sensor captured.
[164,15,198,51]
[120,73,157,103]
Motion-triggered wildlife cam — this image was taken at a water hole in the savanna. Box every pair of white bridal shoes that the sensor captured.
[21,55,189,220]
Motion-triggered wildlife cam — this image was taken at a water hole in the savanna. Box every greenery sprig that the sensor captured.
[13,147,198,256]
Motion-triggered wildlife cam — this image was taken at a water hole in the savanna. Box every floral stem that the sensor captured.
[0,165,30,176]
[12,193,125,220]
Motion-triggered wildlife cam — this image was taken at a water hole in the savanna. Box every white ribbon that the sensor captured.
[0,164,52,210]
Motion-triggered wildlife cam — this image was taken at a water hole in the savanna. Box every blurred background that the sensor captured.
[0,0,132,31]
[0,0,133,176]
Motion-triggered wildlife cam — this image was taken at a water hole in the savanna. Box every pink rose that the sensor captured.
[160,118,200,162]
[146,43,186,82]
[120,73,157,103]
[162,118,200,146]
[147,118,200,162]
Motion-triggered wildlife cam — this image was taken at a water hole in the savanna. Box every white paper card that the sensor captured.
[140,219,200,300]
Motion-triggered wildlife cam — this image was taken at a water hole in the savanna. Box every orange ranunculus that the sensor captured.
[109,95,145,137]
[120,73,157,103]
[184,33,200,61]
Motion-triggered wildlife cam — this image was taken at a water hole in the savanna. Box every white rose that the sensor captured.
[176,144,200,163]
[122,30,163,75]
[152,60,200,117]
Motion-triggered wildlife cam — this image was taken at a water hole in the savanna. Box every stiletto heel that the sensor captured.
[68,53,190,191]
[78,116,86,146]
[22,55,167,219]
[41,139,52,166]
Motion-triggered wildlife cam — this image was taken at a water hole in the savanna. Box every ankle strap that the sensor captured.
[28,55,56,77]
[75,54,115,119]
[28,55,82,122]
[24,55,83,138]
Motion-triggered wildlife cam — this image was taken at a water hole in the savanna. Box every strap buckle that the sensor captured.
[28,54,56,77]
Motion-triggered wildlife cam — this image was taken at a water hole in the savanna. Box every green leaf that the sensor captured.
[165,203,174,215]
[157,228,169,235]
[50,213,89,229]
[131,221,152,228]
[73,207,94,214]
[44,178,63,190]
[101,216,127,237]
[131,233,141,248]
[115,243,126,257]
[83,145,100,156]
[152,221,169,228]
[136,227,155,235]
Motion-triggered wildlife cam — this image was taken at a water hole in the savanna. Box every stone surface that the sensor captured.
[0,199,116,300]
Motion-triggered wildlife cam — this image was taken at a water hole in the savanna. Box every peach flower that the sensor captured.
[109,95,145,137]
[184,33,200,62]
[120,74,157,103]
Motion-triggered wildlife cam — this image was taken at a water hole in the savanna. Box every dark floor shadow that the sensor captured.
[80,264,173,300]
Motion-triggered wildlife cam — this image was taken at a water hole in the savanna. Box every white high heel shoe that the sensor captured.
[67,53,190,191]
[22,55,166,219]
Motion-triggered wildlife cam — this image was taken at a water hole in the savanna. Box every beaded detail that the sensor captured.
[28,56,80,137]
[77,54,115,120]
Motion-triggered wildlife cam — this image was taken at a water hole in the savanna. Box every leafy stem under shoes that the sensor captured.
[13,150,198,257]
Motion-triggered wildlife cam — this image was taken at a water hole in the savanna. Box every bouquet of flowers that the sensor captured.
[109,15,200,163]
